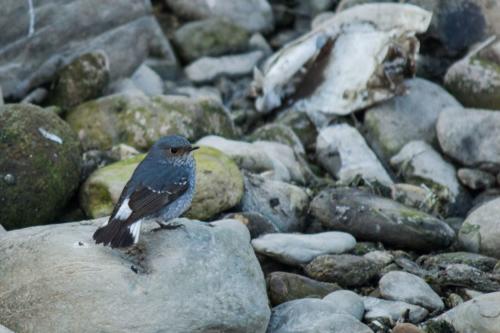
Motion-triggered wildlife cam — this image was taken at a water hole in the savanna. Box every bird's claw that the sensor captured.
[153,220,185,231]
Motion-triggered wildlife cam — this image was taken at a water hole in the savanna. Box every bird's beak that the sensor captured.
[189,146,200,152]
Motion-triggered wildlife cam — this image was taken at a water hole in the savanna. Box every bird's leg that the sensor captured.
[154,219,185,231]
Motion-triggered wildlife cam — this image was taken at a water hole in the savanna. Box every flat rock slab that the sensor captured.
[0,218,270,333]
[310,188,455,251]
[252,232,356,266]
[379,271,444,311]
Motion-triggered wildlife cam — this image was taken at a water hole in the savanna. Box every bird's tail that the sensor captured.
[93,219,142,248]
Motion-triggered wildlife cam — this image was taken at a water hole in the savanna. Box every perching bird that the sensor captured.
[93,135,198,248]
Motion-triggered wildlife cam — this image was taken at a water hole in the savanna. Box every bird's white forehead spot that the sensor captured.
[115,198,132,220]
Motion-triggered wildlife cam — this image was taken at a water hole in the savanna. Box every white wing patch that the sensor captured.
[128,220,142,244]
[115,198,132,220]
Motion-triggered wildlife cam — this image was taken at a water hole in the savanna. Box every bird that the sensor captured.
[93,135,198,248]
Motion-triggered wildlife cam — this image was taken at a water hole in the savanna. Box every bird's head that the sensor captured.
[150,135,198,164]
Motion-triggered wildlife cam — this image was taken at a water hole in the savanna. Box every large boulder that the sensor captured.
[66,93,235,151]
[0,104,81,229]
[80,147,243,221]
[310,188,456,251]
[0,218,270,332]
[164,0,274,33]
[0,0,176,99]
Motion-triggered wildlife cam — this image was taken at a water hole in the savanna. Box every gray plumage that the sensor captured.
[93,135,197,248]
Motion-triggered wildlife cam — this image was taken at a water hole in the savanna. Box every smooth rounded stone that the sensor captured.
[224,212,279,238]
[437,107,500,168]
[252,232,356,266]
[197,136,308,184]
[305,254,379,287]
[457,168,496,190]
[390,140,469,216]
[392,323,425,333]
[274,109,317,151]
[249,124,306,157]
[47,51,109,110]
[432,291,500,333]
[173,18,250,63]
[317,124,393,187]
[445,40,500,109]
[80,147,243,221]
[185,51,264,83]
[0,325,13,333]
[267,299,373,333]
[390,183,441,215]
[240,173,309,232]
[310,188,456,251]
[0,225,6,238]
[165,0,274,33]
[363,251,394,267]
[323,290,365,320]
[1,1,176,99]
[66,93,235,151]
[364,78,461,161]
[0,218,270,333]
[459,197,500,258]
[419,252,498,272]
[130,64,164,96]
[249,33,273,57]
[379,271,444,311]
[267,272,341,306]
[363,296,429,323]
[169,85,223,103]
[0,104,81,229]
[109,143,141,161]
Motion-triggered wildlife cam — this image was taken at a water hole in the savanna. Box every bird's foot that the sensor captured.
[153,220,185,232]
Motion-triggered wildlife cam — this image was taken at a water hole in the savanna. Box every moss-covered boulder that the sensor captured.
[249,124,305,156]
[0,104,81,229]
[47,52,109,111]
[173,18,250,63]
[80,146,243,220]
[66,93,235,151]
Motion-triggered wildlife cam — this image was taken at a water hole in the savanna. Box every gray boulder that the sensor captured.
[363,296,428,323]
[379,271,444,311]
[457,168,496,191]
[0,104,81,229]
[323,290,365,320]
[459,197,500,259]
[310,188,456,251]
[437,107,500,168]
[240,173,309,232]
[0,218,270,333]
[364,78,461,161]
[130,64,164,96]
[252,232,356,266]
[0,0,176,99]
[267,299,373,333]
[164,0,273,33]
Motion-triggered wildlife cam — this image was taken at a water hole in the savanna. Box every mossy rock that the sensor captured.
[0,104,82,229]
[66,93,235,151]
[48,52,109,111]
[80,146,243,220]
[275,109,317,151]
[249,124,305,156]
[173,18,250,63]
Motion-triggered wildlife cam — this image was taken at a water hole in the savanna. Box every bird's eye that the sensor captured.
[170,148,179,154]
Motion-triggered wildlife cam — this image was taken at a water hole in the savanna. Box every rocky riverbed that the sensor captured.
[1,1,500,332]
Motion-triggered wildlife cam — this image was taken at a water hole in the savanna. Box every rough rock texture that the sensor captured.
[305,254,380,287]
[267,272,340,306]
[240,173,309,232]
[459,197,500,259]
[80,147,243,220]
[310,188,456,251]
[47,51,109,110]
[66,93,235,151]
[0,218,270,333]
[317,124,392,186]
[457,168,496,190]
[252,232,356,266]
[173,18,250,63]
[379,271,444,311]
[275,109,317,150]
[419,252,498,272]
[364,78,461,161]
[363,296,429,323]
[165,0,274,33]
[0,0,176,99]
[433,291,500,333]
[267,299,373,333]
[437,107,500,168]
[0,104,81,229]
